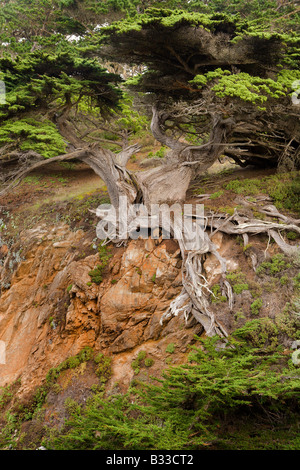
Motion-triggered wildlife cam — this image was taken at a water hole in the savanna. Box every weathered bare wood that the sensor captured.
[0,148,89,196]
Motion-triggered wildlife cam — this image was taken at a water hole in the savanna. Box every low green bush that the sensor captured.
[46,320,300,450]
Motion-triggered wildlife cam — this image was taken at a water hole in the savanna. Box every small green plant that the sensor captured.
[88,265,104,284]
[251,298,263,315]
[23,175,41,185]
[234,309,246,321]
[286,231,299,240]
[144,358,154,367]
[275,304,300,340]
[243,243,252,252]
[280,275,289,286]
[89,245,113,284]
[217,206,235,216]
[98,244,112,264]
[224,172,300,215]
[256,254,291,276]
[226,271,249,294]
[248,280,263,298]
[209,190,224,199]
[155,146,167,158]
[67,284,73,293]
[131,350,147,374]
[0,384,13,409]
[59,161,76,170]
[292,273,300,291]
[211,284,227,303]
[49,317,57,329]
[94,354,112,383]
[64,397,82,416]
[233,283,249,294]
[166,343,176,354]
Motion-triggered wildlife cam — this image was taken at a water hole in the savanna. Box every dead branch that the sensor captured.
[0,148,89,196]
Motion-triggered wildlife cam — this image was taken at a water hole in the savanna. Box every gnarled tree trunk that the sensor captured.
[1,107,299,339]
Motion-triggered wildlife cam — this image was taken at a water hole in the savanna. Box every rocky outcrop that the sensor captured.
[0,217,294,402]
[0,225,203,397]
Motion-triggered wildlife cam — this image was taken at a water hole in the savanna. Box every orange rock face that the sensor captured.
[0,225,202,397]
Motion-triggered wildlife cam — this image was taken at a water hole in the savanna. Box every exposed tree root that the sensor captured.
[161,230,230,337]
[171,209,299,336]
[1,102,299,339]
[96,204,300,338]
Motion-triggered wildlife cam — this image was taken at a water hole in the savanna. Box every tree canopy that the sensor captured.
[0,1,299,205]
[99,7,300,167]
[0,49,123,164]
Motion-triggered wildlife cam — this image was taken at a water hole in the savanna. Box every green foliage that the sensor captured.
[131,350,148,374]
[98,244,113,264]
[280,275,289,286]
[225,178,266,195]
[47,320,300,450]
[102,8,208,35]
[46,347,94,385]
[0,48,123,163]
[112,92,149,136]
[147,146,168,159]
[226,271,249,294]
[94,353,112,383]
[210,284,227,303]
[0,411,19,449]
[144,358,154,367]
[250,298,263,316]
[233,283,249,295]
[165,343,176,354]
[256,254,291,276]
[154,146,167,158]
[232,317,279,349]
[209,190,224,199]
[286,231,299,241]
[0,118,66,158]
[101,7,299,94]
[293,272,300,291]
[192,69,300,108]
[0,384,13,410]
[88,265,104,284]
[275,304,300,340]
[17,347,95,422]
[224,172,300,214]
[0,51,122,117]
[88,245,112,284]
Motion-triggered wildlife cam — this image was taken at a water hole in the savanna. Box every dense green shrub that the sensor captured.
[224,172,300,214]
[47,320,300,450]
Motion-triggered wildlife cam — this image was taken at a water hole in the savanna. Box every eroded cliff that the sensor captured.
[0,223,205,398]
